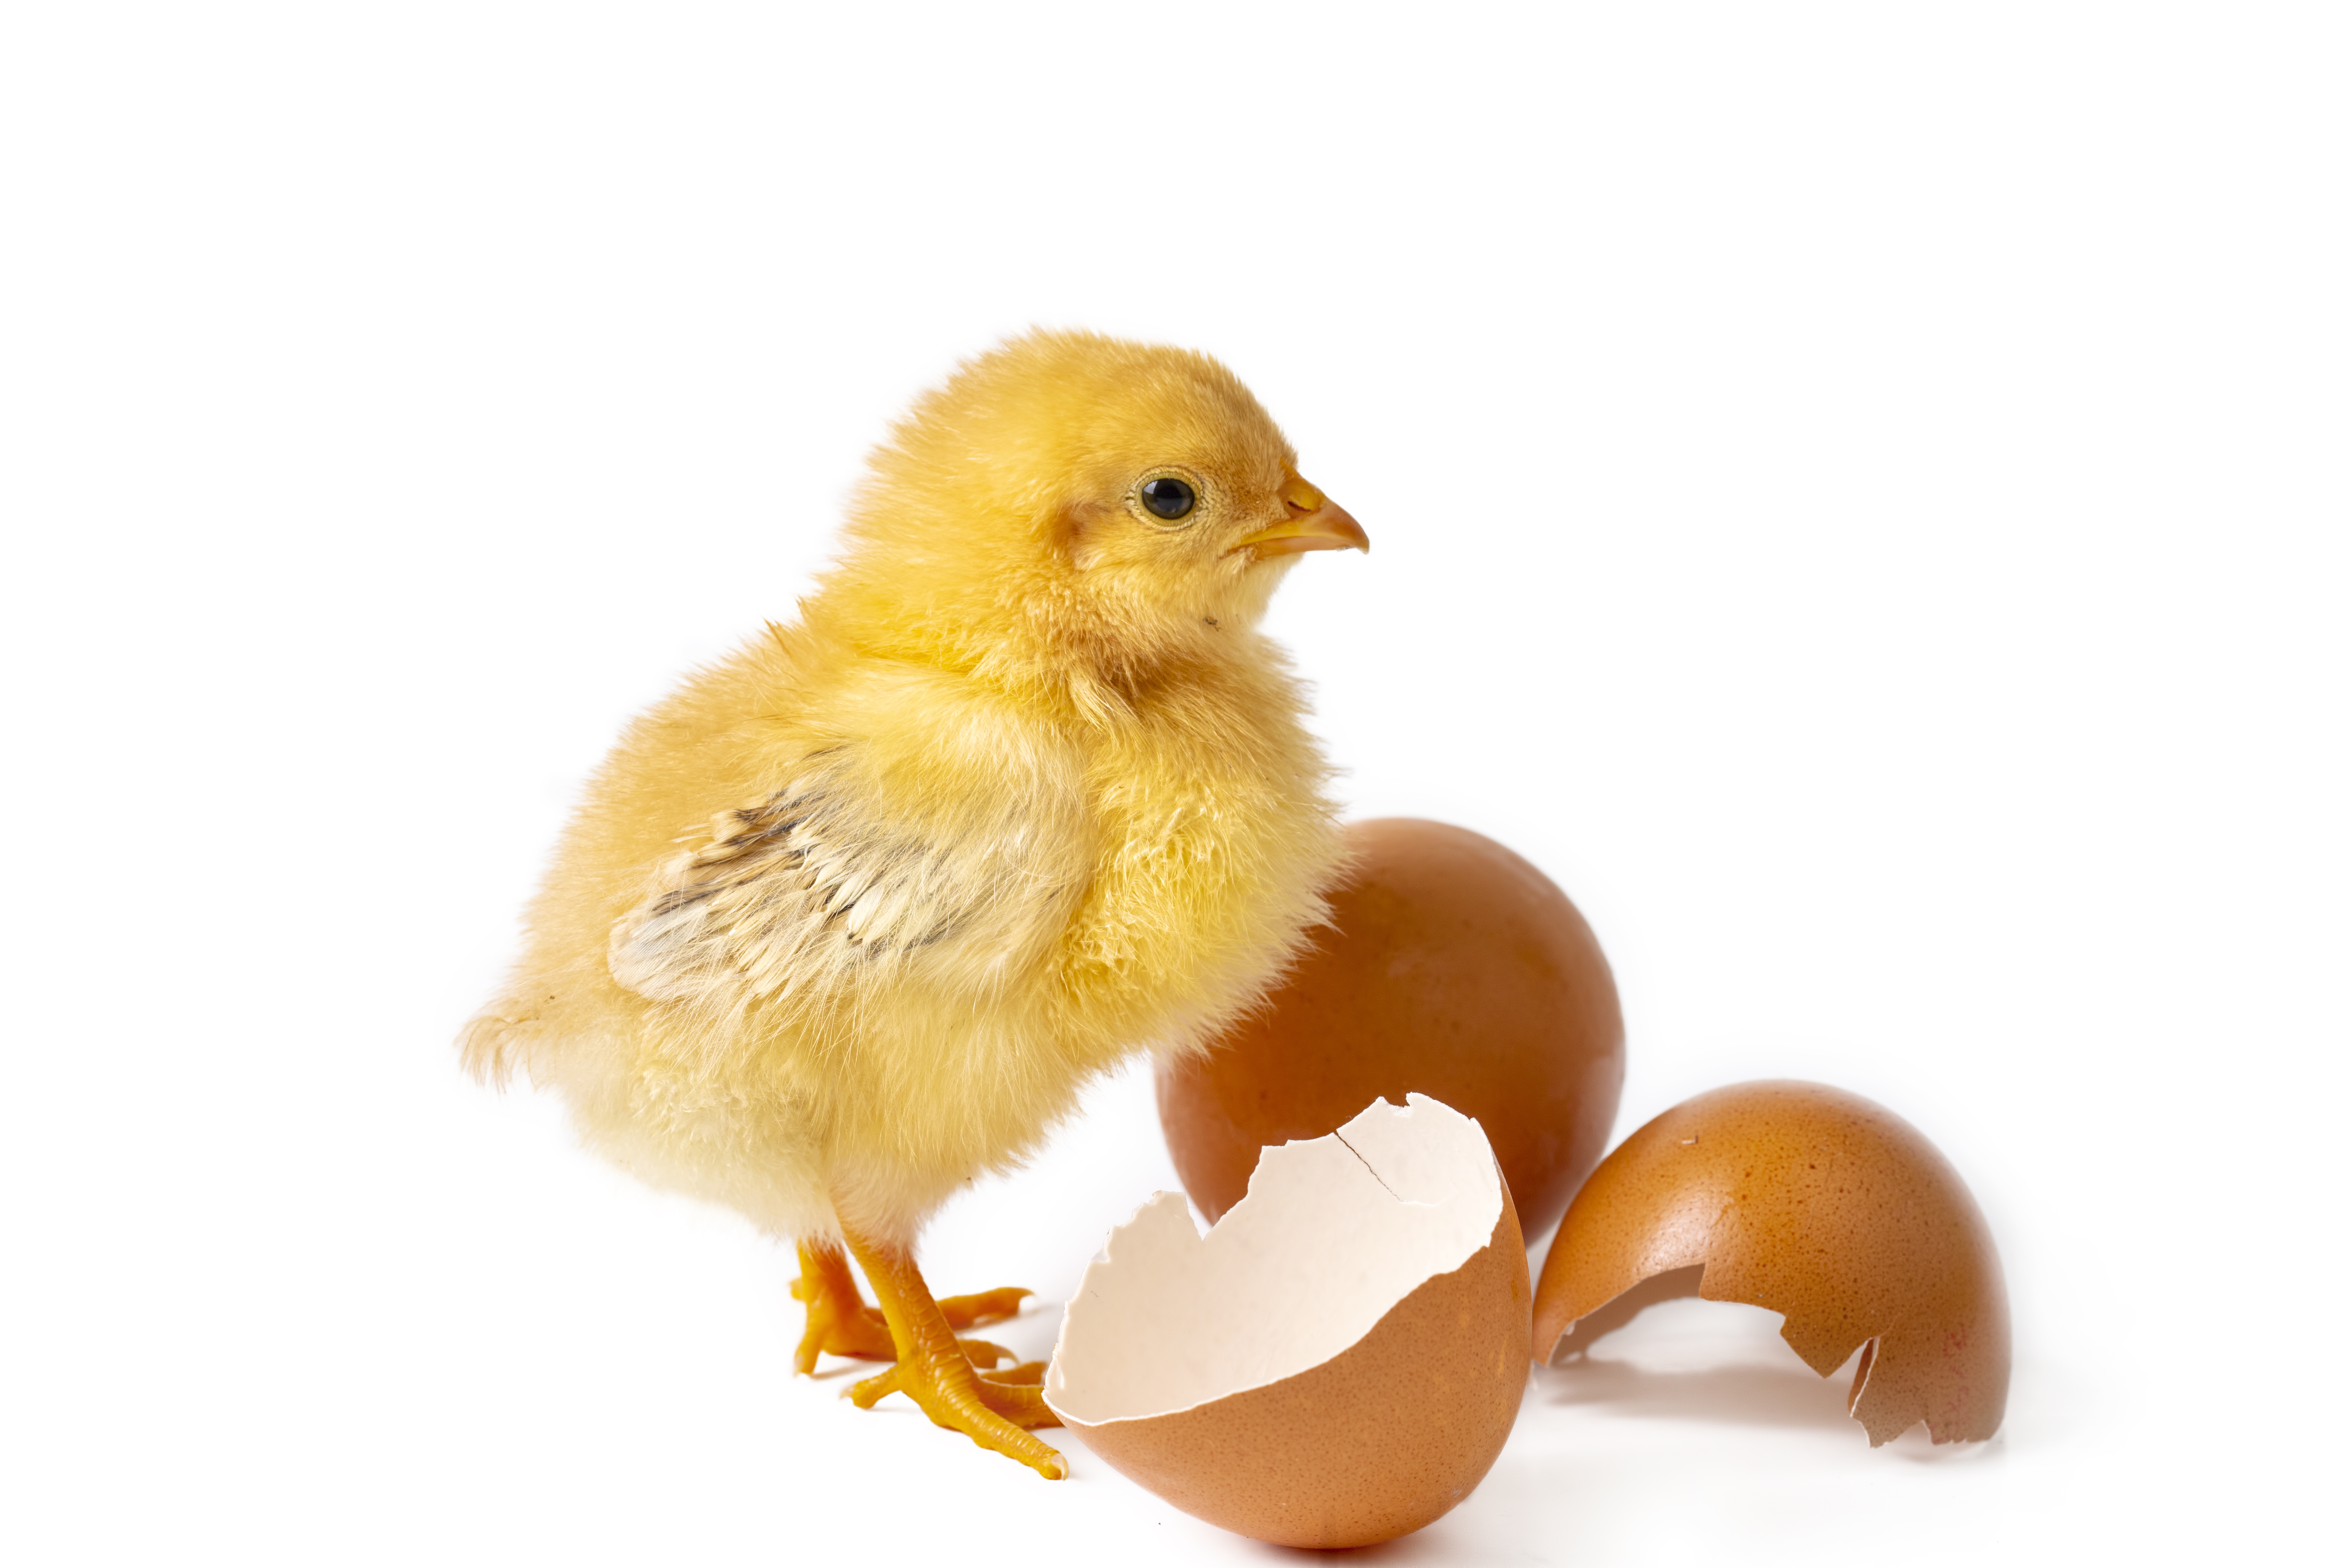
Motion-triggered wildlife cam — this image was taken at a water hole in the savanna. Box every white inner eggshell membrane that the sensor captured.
[1046,1094,1504,1425]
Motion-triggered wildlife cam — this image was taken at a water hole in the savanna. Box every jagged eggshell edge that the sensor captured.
[1046,1094,1530,1548]
[1532,1079,2009,1446]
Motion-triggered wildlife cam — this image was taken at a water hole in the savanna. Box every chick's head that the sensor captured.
[826,330,1366,693]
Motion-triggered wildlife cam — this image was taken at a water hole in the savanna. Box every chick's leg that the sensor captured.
[836,1222,1067,1480]
[791,1242,1026,1373]
[790,1243,895,1370]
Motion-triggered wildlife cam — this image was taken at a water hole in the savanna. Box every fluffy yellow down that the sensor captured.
[462,330,1354,1247]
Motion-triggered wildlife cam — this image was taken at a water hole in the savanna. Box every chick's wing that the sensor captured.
[608,737,1082,1016]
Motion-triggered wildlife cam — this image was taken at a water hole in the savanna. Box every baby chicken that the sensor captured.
[461,330,1366,1479]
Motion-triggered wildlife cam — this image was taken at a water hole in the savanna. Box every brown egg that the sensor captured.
[1533,1080,2009,1446]
[1046,1096,1528,1548]
[1157,817,1624,1238]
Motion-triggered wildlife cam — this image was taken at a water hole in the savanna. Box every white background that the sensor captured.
[4,4,2345,1563]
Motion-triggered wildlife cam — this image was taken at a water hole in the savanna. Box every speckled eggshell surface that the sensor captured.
[1047,1096,1529,1548]
[1533,1080,2009,1446]
[1156,817,1624,1239]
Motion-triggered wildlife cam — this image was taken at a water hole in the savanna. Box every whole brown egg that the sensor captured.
[1156,817,1625,1238]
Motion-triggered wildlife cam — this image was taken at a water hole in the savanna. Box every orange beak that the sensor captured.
[1232,474,1370,558]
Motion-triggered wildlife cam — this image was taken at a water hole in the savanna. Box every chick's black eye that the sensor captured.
[1138,476,1196,521]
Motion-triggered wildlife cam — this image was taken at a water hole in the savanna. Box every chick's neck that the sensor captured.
[808,562,1258,729]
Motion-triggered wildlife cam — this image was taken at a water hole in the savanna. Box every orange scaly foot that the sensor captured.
[937,1285,1033,1331]
[790,1242,1026,1373]
[836,1223,1067,1479]
[791,1243,895,1371]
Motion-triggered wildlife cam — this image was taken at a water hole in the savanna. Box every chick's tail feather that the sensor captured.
[458,1009,530,1087]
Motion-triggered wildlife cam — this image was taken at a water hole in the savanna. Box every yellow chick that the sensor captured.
[461,330,1367,1478]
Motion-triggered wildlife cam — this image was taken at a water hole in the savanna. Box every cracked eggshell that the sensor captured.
[1045,1094,1528,1549]
[1157,817,1625,1239]
[1533,1080,2009,1445]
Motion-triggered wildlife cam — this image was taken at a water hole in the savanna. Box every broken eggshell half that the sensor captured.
[1045,1094,1528,1548]
[1533,1080,2009,1446]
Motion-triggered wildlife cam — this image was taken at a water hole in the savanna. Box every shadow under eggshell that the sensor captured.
[1532,1080,2009,1446]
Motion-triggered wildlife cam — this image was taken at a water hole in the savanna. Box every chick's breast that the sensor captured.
[1051,646,1345,1067]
